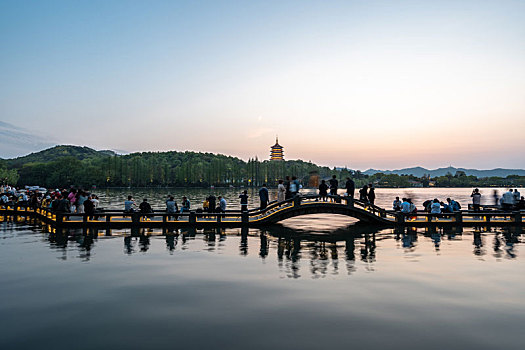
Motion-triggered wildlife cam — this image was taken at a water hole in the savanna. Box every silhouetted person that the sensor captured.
[359,185,368,202]
[239,190,248,212]
[493,190,499,205]
[84,196,95,220]
[284,176,292,200]
[259,184,269,209]
[208,195,216,213]
[345,177,355,198]
[471,188,481,211]
[319,180,328,201]
[367,186,375,205]
[139,198,153,219]
[329,175,338,196]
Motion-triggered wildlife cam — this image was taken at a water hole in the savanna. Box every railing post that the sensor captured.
[514,211,522,224]
[56,213,63,226]
[242,211,249,224]
[189,211,196,224]
[396,212,405,224]
[217,213,222,223]
[294,196,301,207]
[347,197,354,208]
[455,212,462,224]
[83,214,88,223]
[132,212,139,225]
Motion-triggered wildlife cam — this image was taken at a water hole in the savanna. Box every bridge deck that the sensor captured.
[1,195,523,228]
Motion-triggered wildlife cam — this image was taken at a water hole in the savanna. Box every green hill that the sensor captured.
[6,145,115,168]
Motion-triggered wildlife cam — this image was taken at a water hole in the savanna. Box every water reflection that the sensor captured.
[2,216,524,278]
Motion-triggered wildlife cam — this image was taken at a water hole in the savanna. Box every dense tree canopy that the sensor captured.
[3,146,525,188]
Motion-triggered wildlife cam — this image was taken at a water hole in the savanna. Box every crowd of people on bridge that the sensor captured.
[2,181,525,220]
[0,185,101,218]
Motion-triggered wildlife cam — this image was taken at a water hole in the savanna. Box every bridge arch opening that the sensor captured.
[279,214,359,232]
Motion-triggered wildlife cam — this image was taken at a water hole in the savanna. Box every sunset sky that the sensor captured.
[1,0,524,169]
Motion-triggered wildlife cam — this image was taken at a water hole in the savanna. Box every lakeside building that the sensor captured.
[270,137,284,161]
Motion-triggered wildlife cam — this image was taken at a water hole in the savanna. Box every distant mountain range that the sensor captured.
[363,166,525,178]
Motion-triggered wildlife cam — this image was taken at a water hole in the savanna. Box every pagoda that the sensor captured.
[270,137,284,161]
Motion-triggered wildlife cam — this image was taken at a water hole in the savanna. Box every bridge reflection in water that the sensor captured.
[3,216,521,279]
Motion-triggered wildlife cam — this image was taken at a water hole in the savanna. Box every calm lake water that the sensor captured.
[1,188,524,350]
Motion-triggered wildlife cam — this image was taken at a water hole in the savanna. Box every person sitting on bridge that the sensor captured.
[514,189,521,203]
[501,189,515,211]
[180,196,191,213]
[518,196,525,210]
[139,198,153,220]
[400,198,411,213]
[124,196,136,213]
[208,195,216,213]
[166,196,178,220]
[393,197,402,211]
[318,180,328,201]
[329,175,338,196]
[430,199,441,214]
[218,196,227,212]
[422,199,432,212]
[259,184,269,209]
[446,198,461,212]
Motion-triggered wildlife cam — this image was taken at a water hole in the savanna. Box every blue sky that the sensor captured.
[1,0,524,169]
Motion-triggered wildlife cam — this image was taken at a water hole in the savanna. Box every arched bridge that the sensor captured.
[246,195,395,225]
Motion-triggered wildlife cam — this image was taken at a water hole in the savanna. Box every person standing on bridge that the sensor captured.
[319,180,328,201]
[284,176,292,200]
[359,185,368,203]
[277,180,286,202]
[345,177,355,198]
[239,190,248,212]
[367,185,376,205]
[471,188,482,211]
[289,176,299,197]
[329,175,338,196]
[259,184,269,209]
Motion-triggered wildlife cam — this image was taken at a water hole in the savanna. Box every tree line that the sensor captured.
[4,147,525,189]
